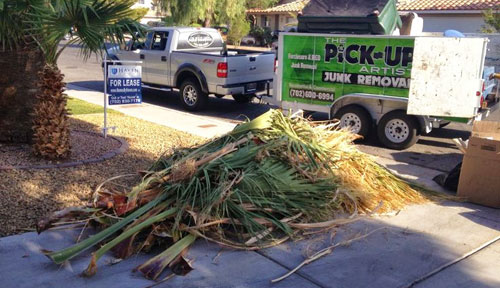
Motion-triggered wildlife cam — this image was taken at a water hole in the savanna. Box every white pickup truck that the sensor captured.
[107,27,275,111]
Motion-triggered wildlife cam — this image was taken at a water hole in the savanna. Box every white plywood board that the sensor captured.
[407,37,487,118]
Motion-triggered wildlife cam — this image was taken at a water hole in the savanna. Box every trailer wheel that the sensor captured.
[377,110,419,150]
[334,105,372,140]
[180,78,208,111]
[232,94,255,104]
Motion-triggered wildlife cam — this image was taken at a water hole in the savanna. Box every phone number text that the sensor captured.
[289,89,334,101]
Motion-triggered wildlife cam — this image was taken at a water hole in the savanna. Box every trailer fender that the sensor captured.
[329,94,429,134]
[330,94,408,121]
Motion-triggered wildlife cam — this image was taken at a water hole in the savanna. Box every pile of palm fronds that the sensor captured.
[38,110,425,280]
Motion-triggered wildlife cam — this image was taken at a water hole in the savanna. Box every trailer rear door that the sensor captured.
[407,37,487,118]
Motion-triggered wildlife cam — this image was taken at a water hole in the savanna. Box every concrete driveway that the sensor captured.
[58,43,493,176]
[0,42,497,288]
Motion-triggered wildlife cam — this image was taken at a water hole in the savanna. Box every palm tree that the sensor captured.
[0,0,46,145]
[0,0,144,159]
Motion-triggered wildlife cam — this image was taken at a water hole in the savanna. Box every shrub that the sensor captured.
[250,26,273,46]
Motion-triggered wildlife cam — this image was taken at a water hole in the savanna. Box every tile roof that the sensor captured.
[247,0,499,14]
[246,0,310,14]
[397,0,499,11]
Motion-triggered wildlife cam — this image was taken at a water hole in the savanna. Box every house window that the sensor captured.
[138,0,145,4]
[286,17,294,24]
[262,15,270,27]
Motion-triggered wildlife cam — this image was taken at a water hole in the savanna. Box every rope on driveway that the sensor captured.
[402,235,500,288]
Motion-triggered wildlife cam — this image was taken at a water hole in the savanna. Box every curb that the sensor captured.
[0,130,129,170]
[66,84,237,137]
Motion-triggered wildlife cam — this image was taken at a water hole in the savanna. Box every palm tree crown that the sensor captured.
[1,0,145,63]
[0,0,146,159]
[31,0,146,64]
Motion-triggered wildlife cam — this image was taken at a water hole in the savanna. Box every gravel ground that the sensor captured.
[0,113,203,236]
[0,130,121,167]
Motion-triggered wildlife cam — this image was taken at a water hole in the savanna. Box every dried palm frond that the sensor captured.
[39,109,426,280]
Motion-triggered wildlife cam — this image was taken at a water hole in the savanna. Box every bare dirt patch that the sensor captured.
[0,130,122,168]
[0,113,203,236]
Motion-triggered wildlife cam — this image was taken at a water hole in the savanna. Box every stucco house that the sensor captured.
[247,0,498,33]
[246,0,309,31]
[398,0,498,33]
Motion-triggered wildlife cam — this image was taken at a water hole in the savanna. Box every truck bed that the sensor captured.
[174,49,275,57]
[171,49,275,88]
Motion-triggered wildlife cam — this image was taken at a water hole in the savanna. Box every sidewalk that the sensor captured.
[0,198,498,288]
[0,86,498,287]
[66,84,236,139]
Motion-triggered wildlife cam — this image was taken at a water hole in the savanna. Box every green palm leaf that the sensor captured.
[29,0,146,63]
[0,0,45,51]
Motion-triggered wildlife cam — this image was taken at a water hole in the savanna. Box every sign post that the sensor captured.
[102,55,142,138]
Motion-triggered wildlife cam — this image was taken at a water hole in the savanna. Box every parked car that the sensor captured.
[271,23,298,52]
[241,35,256,46]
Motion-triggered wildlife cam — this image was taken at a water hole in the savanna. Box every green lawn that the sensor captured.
[67,97,120,115]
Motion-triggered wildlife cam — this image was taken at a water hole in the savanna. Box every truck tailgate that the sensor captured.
[225,53,275,85]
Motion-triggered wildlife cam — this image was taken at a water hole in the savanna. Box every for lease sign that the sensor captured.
[281,35,415,105]
[107,65,142,105]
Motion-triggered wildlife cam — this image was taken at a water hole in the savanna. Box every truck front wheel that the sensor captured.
[334,105,372,140]
[377,110,419,150]
[180,79,208,111]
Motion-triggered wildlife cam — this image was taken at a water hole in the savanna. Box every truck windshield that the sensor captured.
[127,33,150,51]
[128,36,146,51]
[128,31,170,51]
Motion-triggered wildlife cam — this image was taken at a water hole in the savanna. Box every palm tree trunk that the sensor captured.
[203,17,211,27]
[32,64,71,159]
[0,49,45,143]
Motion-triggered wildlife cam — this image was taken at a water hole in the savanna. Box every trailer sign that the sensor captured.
[281,35,415,105]
[107,65,142,105]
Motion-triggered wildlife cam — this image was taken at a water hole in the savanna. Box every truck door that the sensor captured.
[140,31,170,86]
[114,32,153,83]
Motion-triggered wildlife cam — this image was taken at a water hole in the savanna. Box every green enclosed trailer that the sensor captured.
[268,32,497,149]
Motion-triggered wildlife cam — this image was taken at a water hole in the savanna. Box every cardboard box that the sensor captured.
[457,121,500,208]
